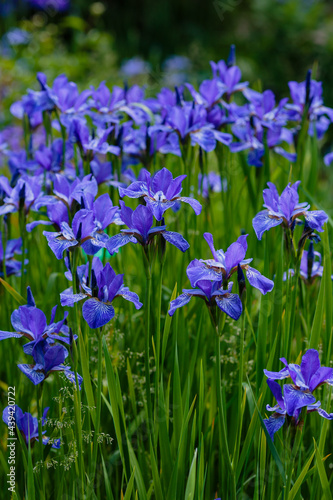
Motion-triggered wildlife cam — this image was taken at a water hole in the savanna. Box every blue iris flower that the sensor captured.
[106,202,189,256]
[3,405,60,448]
[119,167,202,221]
[60,257,143,329]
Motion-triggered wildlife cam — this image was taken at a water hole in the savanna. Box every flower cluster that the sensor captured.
[169,232,274,321]
[263,350,333,441]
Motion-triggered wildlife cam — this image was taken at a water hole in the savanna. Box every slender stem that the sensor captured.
[36,383,45,499]
[233,310,245,466]
[145,265,154,446]
[70,248,85,495]
[215,324,236,499]
[91,329,103,481]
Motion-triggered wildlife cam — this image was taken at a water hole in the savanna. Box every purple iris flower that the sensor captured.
[264,349,333,392]
[26,200,69,233]
[3,405,60,448]
[106,202,190,255]
[169,279,242,321]
[35,173,98,213]
[185,79,226,110]
[122,124,182,166]
[0,176,42,217]
[0,234,24,277]
[43,208,107,259]
[60,257,142,329]
[0,286,72,346]
[252,181,328,240]
[210,59,248,98]
[37,73,91,121]
[89,82,125,123]
[198,172,225,199]
[283,245,333,283]
[119,167,202,221]
[286,76,333,138]
[187,233,274,295]
[19,338,82,387]
[154,102,232,152]
[68,118,120,157]
[34,139,72,175]
[264,379,333,441]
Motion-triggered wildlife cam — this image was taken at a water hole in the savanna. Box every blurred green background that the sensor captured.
[1,0,333,121]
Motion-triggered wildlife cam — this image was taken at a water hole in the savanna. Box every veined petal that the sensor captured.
[18,364,45,385]
[116,287,143,310]
[252,211,283,240]
[283,384,316,417]
[304,210,328,232]
[60,288,87,307]
[82,298,115,329]
[177,196,202,215]
[186,259,220,287]
[264,367,290,380]
[245,266,274,294]
[0,331,23,340]
[106,233,137,255]
[215,292,242,320]
[317,408,333,420]
[162,231,189,252]
[264,415,285,442]
[168,293,193,316]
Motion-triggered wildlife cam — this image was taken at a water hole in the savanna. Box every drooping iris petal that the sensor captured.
[168,293,193,316]
[116,287,143,310]
[245,266,274,294]
[82,299,115,329]
[215,292,242,320]
[264,415,285,441]
[161,231,190,252]
[177,196,202,215]
[0,331,23,340]
[304,210,328,232]
[18,364,45,385]
[106,233,137,255]
[267,379,285,409]
[252,211,283,240]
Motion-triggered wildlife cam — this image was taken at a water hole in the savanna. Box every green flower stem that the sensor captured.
[91,328,103,482]
[70,248,85,495]
[215,318,236,500]
[143,249,154,446]
[36,383,45,499]
[233,309,246,468]
[19,213,26,297]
